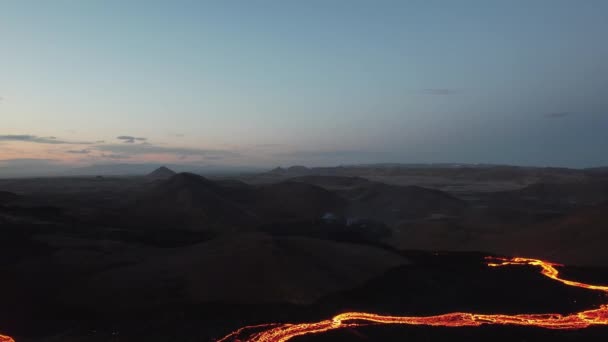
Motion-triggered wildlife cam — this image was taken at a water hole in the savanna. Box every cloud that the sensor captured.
[545,112,570,119]
[95,143,239,160]
[420,88,458,95]
[66,149,91,154]
[117,135,147,143]
[0,134,93,145]
[100,153,131,160]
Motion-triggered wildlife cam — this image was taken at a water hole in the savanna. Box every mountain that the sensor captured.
[249,181,347,222]
[66,163,264,177]
[344,183,467,224]
[72,233,409,311]
[276,175,467,225]
[127,173,255,231]
[117,174,350,231]
[262,164,587,182]
[146,166,176,180]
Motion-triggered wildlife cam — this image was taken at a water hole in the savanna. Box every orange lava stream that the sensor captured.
[2,257,607,342]
[218,257,608,342]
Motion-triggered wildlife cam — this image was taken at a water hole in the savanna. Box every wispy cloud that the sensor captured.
[0,133,239,163]
[100,153,131,160]
[117,135,147,143]
[0,134,93,145]
[95,143,239,160]
[66,149,91,154]
[545,112,571,119]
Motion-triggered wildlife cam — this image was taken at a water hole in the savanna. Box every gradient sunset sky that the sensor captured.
[1,0,607,169]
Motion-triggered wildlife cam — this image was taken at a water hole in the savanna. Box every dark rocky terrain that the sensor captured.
[1,164,608,341]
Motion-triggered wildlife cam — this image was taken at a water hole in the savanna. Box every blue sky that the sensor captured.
[1,0,607,168]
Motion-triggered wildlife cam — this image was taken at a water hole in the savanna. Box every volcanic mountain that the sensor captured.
[248,181,347,222]
[128,173,255,231]
[286,175,467,224]
[120,173,352,231]
[71,233,409,311]
[146,166,177,180]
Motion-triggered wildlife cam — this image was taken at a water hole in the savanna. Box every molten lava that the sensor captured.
[2,256,607,342]
[217,257,608,342]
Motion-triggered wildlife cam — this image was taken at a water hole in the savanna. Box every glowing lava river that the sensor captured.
[0,335,14,342]
[1,257,607,342]
[216,257,608,342]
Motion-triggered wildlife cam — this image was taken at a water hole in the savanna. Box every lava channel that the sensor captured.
[216,257,608,342]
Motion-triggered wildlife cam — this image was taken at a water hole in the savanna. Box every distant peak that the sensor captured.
[147,166,177,179]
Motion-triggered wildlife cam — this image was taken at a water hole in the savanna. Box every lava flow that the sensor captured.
[2,257,607,342]
[0,335,14,342]
[218,257,608,342]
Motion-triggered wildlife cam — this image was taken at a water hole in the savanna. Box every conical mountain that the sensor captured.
[130,173,254,231]
[146,166,177,180]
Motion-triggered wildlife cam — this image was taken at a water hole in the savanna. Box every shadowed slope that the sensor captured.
[73,233,408,312]
[129,173,255,231]
[250,182,347,222]
[344,183,467,224]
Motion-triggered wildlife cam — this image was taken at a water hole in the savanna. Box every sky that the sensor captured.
[1,0,607,171]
